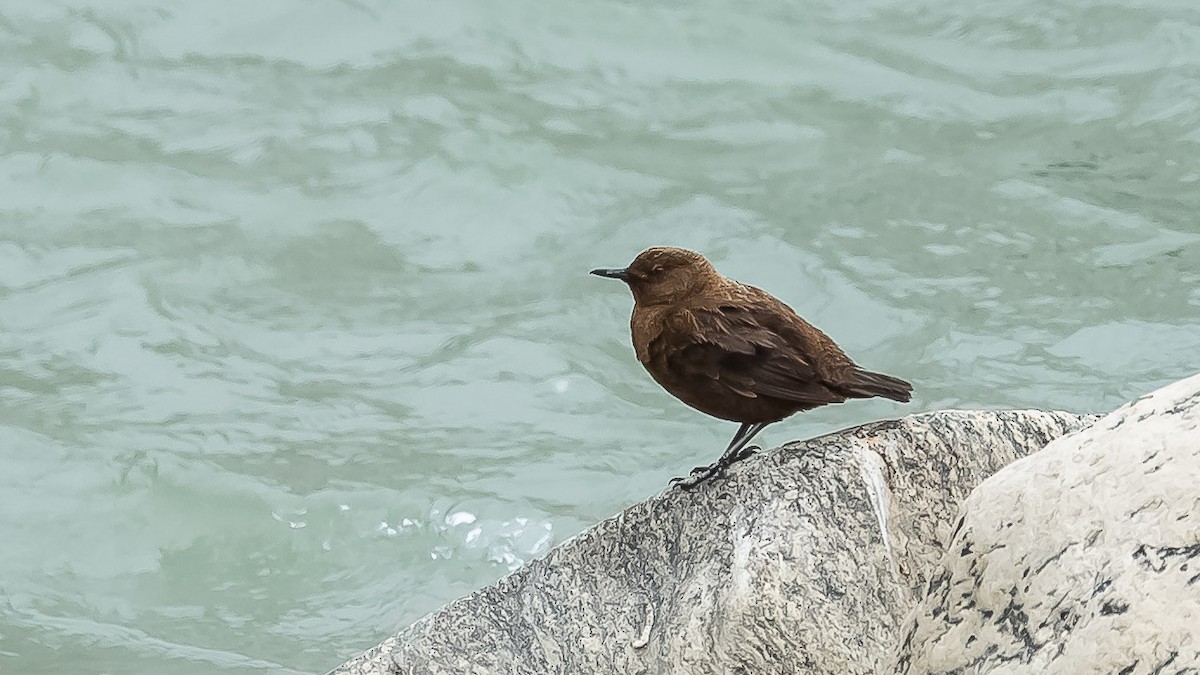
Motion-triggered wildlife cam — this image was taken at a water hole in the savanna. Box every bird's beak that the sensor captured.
[590,267,629,281]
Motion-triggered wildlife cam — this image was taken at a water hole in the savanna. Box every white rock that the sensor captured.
[894,374,1200,674]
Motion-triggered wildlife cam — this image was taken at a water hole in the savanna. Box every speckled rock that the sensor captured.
[893,374,1200,674]
[329,409,1090,675]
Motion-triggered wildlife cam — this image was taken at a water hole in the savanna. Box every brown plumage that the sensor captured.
[591,246,912,487]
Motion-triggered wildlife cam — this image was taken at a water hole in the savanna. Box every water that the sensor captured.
[1,1,1197,672]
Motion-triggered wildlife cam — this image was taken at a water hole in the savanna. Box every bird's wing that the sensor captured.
[659,301,847,407]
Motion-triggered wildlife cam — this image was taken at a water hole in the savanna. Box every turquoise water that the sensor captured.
[1,1,1198,673]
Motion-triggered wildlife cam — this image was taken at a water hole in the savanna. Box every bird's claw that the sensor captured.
[670,463,723,490]
[669,445,762,491]
[669,463,713,483]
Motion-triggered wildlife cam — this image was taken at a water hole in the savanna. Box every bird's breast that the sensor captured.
[629,307,660,365]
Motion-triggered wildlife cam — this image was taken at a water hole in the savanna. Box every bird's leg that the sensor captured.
[672,422,770,490]
[732,444,760,463]
[716,422,768,467]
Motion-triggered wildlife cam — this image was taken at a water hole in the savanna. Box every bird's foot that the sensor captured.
[670,446,760,491]
[670,462,723,491]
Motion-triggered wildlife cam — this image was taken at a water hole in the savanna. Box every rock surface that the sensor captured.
[893,374,1200,675]
[329,409,1090,675]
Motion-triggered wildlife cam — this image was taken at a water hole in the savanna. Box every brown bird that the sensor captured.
[591,246,912,488]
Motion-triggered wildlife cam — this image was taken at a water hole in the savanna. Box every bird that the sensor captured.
[591,246,912,488]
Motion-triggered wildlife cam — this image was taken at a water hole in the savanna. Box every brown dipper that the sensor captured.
[591,246,912,488]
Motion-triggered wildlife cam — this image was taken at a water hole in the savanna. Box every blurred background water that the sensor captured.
[0,0,1197,672]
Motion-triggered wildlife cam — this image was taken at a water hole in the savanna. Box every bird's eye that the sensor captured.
[651,265,665,275]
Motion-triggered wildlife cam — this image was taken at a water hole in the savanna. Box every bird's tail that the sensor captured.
[840,367,912,403]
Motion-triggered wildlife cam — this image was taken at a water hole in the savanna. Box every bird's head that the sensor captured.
[591,246,719,306]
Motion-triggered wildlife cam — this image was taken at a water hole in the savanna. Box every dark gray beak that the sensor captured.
[590,267,629,281]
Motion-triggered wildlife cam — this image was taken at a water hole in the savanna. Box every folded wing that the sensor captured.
[656,301,849,408]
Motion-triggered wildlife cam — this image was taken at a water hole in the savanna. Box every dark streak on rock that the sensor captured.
[1100,599,1129,616]
[1164,398,1198,416]
[1133,544,1200,573]
[1148,651,1178,675]
[949,514,967,543]
[1035,545,1071,575]
[995,600,1040,658]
